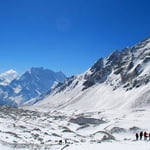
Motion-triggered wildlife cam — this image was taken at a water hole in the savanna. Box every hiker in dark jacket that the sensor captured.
[140,131,143,140]
[135,133,139,140]
[144,131,148,140]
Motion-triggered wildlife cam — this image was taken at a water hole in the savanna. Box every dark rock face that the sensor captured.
[129,126,141,132]
[90,58,104,73]
[82,50,127,90]
[82,38,150,90]
[83,65,112,90]
[110,127,126,134]
[69,116,106,125]
[54,76,76,94]
[92,131,116,141]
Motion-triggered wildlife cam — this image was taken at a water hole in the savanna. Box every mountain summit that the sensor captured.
[32,37,150,111]
[0,67,66,106]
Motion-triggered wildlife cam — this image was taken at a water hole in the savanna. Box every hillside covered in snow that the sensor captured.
[32,37,150,112]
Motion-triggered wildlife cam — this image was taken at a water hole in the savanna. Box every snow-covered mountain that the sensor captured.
[0,67,66,106]
[0,38,150,150]
[0,69,18,86]
[32,37,150,112]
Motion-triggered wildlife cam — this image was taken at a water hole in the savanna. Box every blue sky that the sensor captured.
[0,0,150,76]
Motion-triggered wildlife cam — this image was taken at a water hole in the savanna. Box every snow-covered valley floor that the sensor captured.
[0,106,150,150]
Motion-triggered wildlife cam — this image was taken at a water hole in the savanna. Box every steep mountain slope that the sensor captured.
[0,67,66,106]
[32,38,150,111]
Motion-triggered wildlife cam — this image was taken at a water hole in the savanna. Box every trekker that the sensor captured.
[65,139,67,144]
[140,131,143,140]
[135,133,139,140]
[59,140,63,145]
[144,131,148,140]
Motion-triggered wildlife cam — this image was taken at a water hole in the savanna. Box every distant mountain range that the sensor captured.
[0,37,150,110]
[0,67,66,106]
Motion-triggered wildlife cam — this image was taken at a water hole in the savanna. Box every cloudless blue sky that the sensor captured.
[0,0,150,76]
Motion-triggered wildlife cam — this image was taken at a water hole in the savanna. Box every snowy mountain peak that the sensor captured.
[0,67,66,106]
[0,69,18,85]
[32,37,150,111]
[105,50,121,65]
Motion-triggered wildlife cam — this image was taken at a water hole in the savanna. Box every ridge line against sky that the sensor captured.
[0,0,150,76]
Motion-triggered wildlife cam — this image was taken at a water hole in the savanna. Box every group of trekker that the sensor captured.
[136,131,150,140]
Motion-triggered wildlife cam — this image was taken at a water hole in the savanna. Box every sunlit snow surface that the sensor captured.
[1,141,150,150]
[0,106,150,149]
[65,142,150,150]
